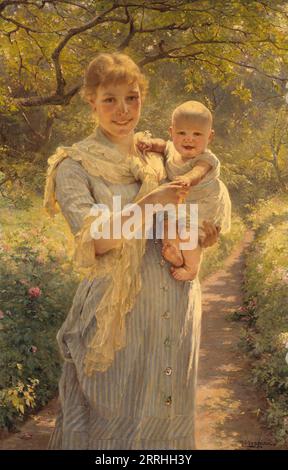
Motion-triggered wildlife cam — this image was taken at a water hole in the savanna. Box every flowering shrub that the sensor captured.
[233,194,288,443]
[0,224,78,430]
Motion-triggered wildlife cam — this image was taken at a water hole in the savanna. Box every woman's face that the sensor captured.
[90,81,141,143]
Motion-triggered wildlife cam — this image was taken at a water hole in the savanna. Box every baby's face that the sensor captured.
[170,117,213,160]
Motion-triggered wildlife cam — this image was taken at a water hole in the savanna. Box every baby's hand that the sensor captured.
[174,174,202,187]
[136,140,153,153]
[174,175,192,187]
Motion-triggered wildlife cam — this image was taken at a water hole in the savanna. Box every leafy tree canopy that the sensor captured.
[0,0,288,109]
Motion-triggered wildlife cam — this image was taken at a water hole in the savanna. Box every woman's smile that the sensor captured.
[112,119,133,126]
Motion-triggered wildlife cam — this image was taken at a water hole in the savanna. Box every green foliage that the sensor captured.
[1,1,288,207]
[232,194,288,443]
[1,0,287,104]
[0,379,39,430]
[0,212,78,430]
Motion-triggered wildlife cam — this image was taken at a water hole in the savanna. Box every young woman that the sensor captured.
[44,53,219,450]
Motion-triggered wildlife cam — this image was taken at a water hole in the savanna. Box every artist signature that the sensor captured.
[240,439,276,449]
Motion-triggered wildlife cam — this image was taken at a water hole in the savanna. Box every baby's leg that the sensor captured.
[162,219,184,267]
[171,245,202,281]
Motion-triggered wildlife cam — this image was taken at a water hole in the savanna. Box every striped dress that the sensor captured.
[48,156,202,450]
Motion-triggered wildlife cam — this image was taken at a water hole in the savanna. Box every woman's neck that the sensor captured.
[99,126,135,156]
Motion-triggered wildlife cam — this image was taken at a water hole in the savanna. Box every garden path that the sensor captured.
[195,230,278,450]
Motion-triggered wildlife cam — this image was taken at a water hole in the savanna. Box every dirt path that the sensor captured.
[0,397,58,450]
[195,230,279,450]
[0,231,280,450]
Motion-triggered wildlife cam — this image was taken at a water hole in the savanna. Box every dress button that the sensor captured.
[161,285,168,292]
[164,337,171,347]
[162,311,171,319]
[164,367,172,376]
[165,396,172,406]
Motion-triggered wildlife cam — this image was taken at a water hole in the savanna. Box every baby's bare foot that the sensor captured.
[162,243,184,267]
[170,265,198,281]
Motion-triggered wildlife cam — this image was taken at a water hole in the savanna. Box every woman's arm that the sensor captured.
[55,158,97,236]
[93,182,189,255]
[91,192,155,255]
[55,159,187,257]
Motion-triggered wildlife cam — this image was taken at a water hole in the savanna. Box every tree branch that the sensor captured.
[139,50,203,67]
[0,12,43,33]
[0,0,35,14]
[51,7,129,96]
[208,53,288,83]
[118,21,191,51]
[117,6,136,51]
[18,82,81,106]
[20,108,57,142]
[138,36,248,67]
[0,0,98,14]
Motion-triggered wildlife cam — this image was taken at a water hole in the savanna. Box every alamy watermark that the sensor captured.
[89,196,199,250]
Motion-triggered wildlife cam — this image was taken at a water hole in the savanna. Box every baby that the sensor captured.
[137,100,231,281]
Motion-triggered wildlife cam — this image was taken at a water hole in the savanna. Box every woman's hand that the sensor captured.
[148,181,189,207]
[199,221,221,248]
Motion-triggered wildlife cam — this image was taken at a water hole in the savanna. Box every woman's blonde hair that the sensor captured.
[81,53,148,103]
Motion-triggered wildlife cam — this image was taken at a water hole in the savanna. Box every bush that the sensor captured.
[0,223,78,430]
[232,194,288,443]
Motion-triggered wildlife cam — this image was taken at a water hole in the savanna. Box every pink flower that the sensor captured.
[0,310,4,319]
[239,306,248,312]
[239,316,250,322]
[2,243,11,252]
[20,279,29,286]
[28,287,42,298]
[30,346,37,354]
